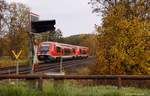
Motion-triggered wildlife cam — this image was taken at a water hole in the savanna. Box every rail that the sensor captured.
[1,74,150,79]
[0,57,95,74]
[0,74,150,89]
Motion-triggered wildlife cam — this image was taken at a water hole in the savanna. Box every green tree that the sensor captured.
[63,34,97,55]
[89,0,150,75]
[63,34,92,45]
[48,29,63,42]
[78,34,97,56]
[34,28,63,42]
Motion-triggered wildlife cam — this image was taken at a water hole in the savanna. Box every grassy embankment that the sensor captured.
[0,81,150,96]
[0,56,28,67]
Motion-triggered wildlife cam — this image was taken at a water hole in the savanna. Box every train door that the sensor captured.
[56,46,62,57]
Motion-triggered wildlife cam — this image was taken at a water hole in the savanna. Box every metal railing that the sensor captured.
[0,74,150,89]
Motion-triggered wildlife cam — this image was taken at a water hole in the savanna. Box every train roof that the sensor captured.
[40,41,88,49]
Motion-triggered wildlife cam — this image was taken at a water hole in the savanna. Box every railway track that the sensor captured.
[0,57,94,75]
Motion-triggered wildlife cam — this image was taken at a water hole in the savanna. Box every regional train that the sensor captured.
[37,42,89,62]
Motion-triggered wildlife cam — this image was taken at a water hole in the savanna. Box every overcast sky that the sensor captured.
[6,0,100,37]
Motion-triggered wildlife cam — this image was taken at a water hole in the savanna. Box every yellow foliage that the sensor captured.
[92,2,150,75]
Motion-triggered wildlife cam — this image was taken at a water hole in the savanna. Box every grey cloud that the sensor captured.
[6,0,100,36]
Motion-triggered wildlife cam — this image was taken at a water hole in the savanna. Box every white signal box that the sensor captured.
[30,12,39,22]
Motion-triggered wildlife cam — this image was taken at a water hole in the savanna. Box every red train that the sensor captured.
[37,42,89,62]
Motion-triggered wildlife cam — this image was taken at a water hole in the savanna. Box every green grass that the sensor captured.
[43,81,150,96]
[0,81,149,96]
[0,82,38,96]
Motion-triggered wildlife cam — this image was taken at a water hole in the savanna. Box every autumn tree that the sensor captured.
[0,0,7,36]
[7,3,30,59]
[0,1,9,57]
[89,0,150,75]
[0,2,30,59]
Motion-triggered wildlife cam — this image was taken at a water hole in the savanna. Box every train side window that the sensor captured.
[82,50,86,54]
[80,49,82,53]
[64,49,71,55]
[56,47,61,53]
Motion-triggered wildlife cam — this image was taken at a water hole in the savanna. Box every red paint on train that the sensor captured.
[37,42,89,62]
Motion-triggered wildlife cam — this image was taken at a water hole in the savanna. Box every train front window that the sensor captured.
[40,46,49,51]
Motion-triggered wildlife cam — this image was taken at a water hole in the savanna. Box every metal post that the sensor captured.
[28,11,33,74]
[16,60,19,75]
[37,78,43,91]
[117,76,122,89]
[60,56,63,73]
